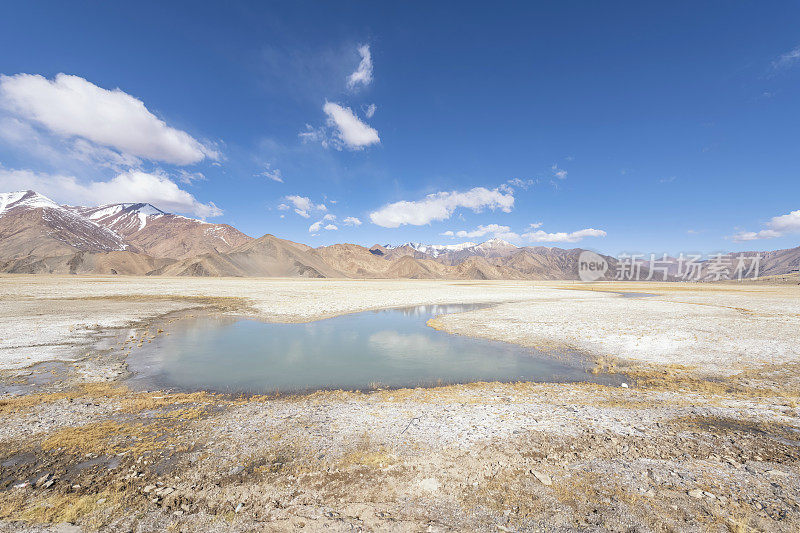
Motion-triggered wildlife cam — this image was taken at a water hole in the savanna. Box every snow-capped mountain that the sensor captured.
[69,203,167,234]
[384,241,478,257]
[0,191,253,261]
[0,191,127,258]
[375,238,519,264]
[65,201,253,259]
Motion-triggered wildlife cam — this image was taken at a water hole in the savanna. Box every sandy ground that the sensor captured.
[0,275,799,532]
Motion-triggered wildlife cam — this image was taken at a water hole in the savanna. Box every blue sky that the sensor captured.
[1,1,799,255]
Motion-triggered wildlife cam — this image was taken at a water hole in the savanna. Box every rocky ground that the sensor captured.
[0,276,798,532]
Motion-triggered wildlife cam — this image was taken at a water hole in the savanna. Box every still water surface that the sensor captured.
[127,304,620,393]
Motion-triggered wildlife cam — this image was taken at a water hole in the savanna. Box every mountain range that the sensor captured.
[0,190,798,281]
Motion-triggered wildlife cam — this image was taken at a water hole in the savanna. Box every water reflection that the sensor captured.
[127,303,619,393]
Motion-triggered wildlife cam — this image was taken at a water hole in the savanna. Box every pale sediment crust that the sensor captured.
[1,276,799,531]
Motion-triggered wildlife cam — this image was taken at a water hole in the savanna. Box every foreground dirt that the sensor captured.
[0,276,798,532]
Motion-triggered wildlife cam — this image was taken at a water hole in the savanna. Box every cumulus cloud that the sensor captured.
[0,167,221,217]
[522,228,606,243]
[284,195,326,218]
[347,45,373,89]
[440,230,455,237]
[323,102,380,150]
[308,217,339,232]
[363,103,377,118]
[0,73,218,165]
[343,216,362,226]
[455,224,512,239]
[369,187,515,228]
[730,209,800,241]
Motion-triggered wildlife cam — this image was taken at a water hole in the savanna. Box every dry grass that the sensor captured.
[7,489,121,525]
[0,382,127,415]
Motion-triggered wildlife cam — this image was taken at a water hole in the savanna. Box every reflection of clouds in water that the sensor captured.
[368,330,449,358]
[384,304,488,319]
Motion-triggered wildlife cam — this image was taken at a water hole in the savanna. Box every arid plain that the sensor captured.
[1,275,799,532]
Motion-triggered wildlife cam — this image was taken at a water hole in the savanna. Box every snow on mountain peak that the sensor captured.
[475,238,517,249]
[0,190,61,217]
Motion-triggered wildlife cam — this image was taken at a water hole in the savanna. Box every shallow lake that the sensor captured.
[127,303,622,393]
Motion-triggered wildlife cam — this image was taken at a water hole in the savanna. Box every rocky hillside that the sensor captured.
[67,202,252,259]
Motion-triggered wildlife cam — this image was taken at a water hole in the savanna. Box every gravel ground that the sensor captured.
[0,276,798,532]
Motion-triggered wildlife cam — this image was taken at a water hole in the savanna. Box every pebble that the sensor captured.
[530,470,552,486]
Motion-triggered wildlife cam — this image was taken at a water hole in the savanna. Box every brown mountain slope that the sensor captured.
[0,194,126,259]
[382,256,451,279]
[69,203,253,260]
[313,243,392,277]
[0,251,173,275]
[158,234,345,278]
[453,256,526,280]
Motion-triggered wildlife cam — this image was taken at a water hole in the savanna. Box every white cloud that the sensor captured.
[528,221,543,229]
[440,230,454,237]
[260,164,283,183]
[363,103,377,118]
[347,45,373,89]
[769,209,800,233]
[773,46,800,70]
[730,209,800,241]
[0,73,218,165]
[284,195,326,218]
[176,169,206,184]
[323,102,380,150]
[522,228,606,243]
[455,224,512,238]
[343,216,362,226]
[0,167,221,217]
[551,164,568,180]
[0,116,142,171]
[454,224,520,242]
[369,187,514,228]
[730,230,782,242]
[505,177,536,190]
[308,218,339,232]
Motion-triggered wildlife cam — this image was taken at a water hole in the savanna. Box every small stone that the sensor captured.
[530,470,552,486]
[419,478,441,493]
[96,498,106,504]
[767,469,789,477]
[688,489,704,499]
[235,503,244,513]
[143,485,156,493]
[621,383,629,388]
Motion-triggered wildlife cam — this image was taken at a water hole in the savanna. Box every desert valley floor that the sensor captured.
[0,276,799,532]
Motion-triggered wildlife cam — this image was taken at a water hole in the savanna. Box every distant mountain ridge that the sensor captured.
[0,190,797,280]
